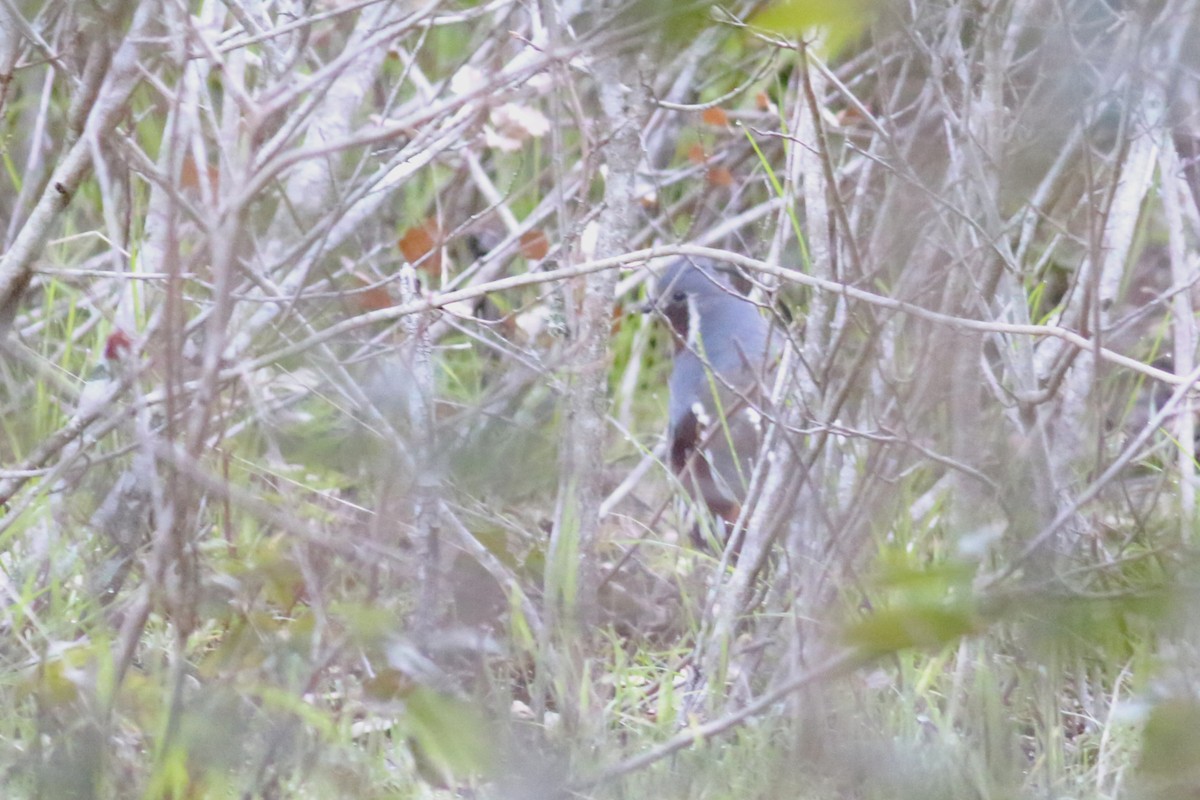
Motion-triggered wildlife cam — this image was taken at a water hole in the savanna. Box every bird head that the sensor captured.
[644,258,743,342]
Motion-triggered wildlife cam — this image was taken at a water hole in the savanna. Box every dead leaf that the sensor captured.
[707,165,734,187]
[352,273,393,312]
[398,221,443,273]
[519,230,550,260]
[180,156,219,194]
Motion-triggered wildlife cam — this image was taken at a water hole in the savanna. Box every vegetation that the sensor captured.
[2,0,1200,797]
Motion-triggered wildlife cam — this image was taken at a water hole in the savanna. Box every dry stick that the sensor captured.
[235,39,556,213]
[402,263,445,639]
[0,245,1181,511]
[215,0,387,53]
[232,245,1181,388]
[1161,140,1197,538]
[546,44,645,631]
[0,2,155,330]
[588,364,1190,784]
[0,367,137,509]
[217,52,569,363]
[984,359,1200,588]
[0,0,70,79]
[148,435,413,563]
[575,647,870,789]
[437,504,544,638]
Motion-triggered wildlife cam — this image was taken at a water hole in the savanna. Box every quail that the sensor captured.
[647,257,776,535]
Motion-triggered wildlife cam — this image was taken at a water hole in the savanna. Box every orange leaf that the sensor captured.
[707,166,734,187]
[398,221,443,273]
[686,143,707,164]
[755,92,773,111]
[519,230,550,260]
[180,156,219,193]
[701,107,729,126]
[610,305,624,336]
[836,105,870,127]
[352,273,393,312]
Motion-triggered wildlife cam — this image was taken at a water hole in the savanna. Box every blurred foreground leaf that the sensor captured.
[844,555,980,655]
[1136,700,1200,798]
[405,688,496,781]
[844,602,981,655]
[751,0,878,57]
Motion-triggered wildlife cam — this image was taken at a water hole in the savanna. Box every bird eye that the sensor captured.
[672,291,686,302]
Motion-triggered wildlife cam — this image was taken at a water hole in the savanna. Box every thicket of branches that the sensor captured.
[2,0,1200,797]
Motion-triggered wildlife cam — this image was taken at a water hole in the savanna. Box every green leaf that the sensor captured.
[1139,701,1200,784]
[405,688,495,779]
[844,602,980,656]
[750,0,876,57]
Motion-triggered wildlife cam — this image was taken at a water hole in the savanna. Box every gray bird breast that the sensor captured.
[654,258,775,518]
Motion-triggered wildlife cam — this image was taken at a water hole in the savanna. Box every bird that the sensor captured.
[646,257,777,542]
